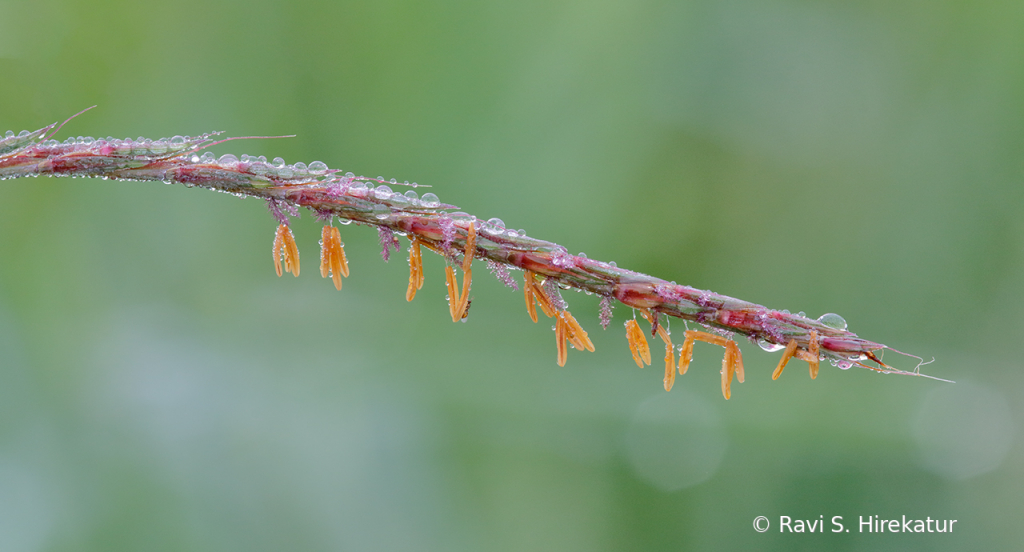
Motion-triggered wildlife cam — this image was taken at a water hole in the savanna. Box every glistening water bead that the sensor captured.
[817,313,848,331]
[419,193,440,208]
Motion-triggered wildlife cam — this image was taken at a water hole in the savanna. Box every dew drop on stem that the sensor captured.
[817,313,847,330]
[757,339,785,352]
[420,193,440,208]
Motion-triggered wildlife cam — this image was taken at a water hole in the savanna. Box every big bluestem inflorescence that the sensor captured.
[0,109,947,399]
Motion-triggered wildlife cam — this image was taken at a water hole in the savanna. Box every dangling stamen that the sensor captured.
[552,309,593,366]
[722,341,735,400]
[456,222,476,319]
[807,330,820,379]
[772,340,799,380]
[679,333,694,375]
[445,265,459,322]
[333,227,349,278]
[444,223,477,322]
[527,273,557,318]
[406,237,424,301]
[771,332,820,381]
[732,342,745,383]
[641,310,676,391]
[524,271,538,323]
[624,319,651,368]
[677,330,745,399]
[319,225,347,290]
[273,226,284,278]
[555,315,568,366]
[273,224,299,277]
[320,226,331,279]
[561,309,594,352]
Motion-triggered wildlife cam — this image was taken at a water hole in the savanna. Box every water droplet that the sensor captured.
[240,154,251,163]
[293,162,308,172]
[837,360,852,370]
[373,204,390,220]
[486,218,505,232]
[390,178,397,184]
[200,152,215,163]
[608,261,617,267]
[309,161,328,173]
[18,130,29,137]
[149,140,166,154]
[374,185,393,200]
[219,154,238,165]
[757,339,785,352]
[404,190,418,200]
[4,130,13,138]
[272,157,286,168]
[170,135,185,146]
[505,229,519,238]
[419,192,440,208]
[817,313,847,331]
[797,311,806,318]
[345,172,355,178]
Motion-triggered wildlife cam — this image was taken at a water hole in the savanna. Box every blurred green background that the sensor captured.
[1,0,1022,550]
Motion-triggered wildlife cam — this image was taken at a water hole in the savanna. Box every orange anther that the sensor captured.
[555,315,568,366]
[528,277,557,320]
[772,340,799,380]
[678,329,744,399]
[625,319,651,368]
[273,224,299,277]
[561,309,594,352]
[524,271,538,323]
[406,237,424,301]
[445,265,459,322]
[771,333,819,381]
[443,224,476,321]
[640,310,676,391]
[551,309,593,366]
[319,225,347,290]
[808,330,820,379]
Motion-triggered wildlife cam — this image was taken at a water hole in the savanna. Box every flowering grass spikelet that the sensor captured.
[0,109,951,401]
